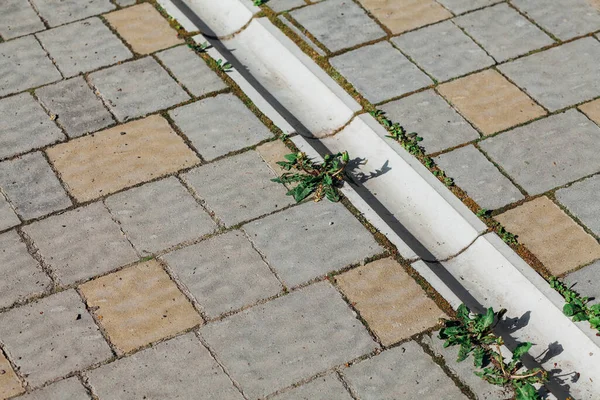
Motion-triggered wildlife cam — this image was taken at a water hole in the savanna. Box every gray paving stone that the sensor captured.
[89,57,189,121]
[330,41,432,104]
[0,194,20,232]
[499,38,600,112]
[87,333,244,400]
[0,0,45,40]
[22,202,138,285]
[271,374,352,400]
[0,152,72,220]
[0,36,62,98]
[379,89,479,154]
[555,174,600,236]
[0,290,112,387]
[116,0,137,6]
[37,18,132,78]
[162,230,282,318]
[243,200,383,287]
[479,110,600,195]
[436,0,499,14]
[342,341,468,400]
[290,0,385,52]
[565,259,600,305]
[391,21,494,82]
[30,0,115,27]
[14,377,91,400]
[105,177,216,255]
[278,16,326,57]
[269,0,307,12]
[169,94,272,161]
[200,282,378,399]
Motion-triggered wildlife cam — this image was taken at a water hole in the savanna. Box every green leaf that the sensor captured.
[478,308,495,331]
[284,153,298,162]
[512,342,532,361]
[473,346,485,368]
[456,304,470,321]
[514,382,540,400]
[323,175,333,185]
[563,303,576,316]
[457,343,471,362]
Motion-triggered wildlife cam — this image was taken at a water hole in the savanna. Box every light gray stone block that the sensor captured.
[278,15,326,56]
[479,110,600,195]
[30,0,115,27]
[0,0,45,40]
[14,377,91,400]
[392,21,494,82]
[200,282,378,399]
[0,194,20,231]
[0,290,112,387]
[89,57,189,121]
[271,374,352,400]
[243,200,383,287]
[269,0,307,12]
[556,174,600,236]
[116,0,137,6]
[565,259,600,305]
[436,0,498,14]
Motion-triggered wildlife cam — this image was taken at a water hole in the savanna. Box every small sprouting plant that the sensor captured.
[188,41,210,53]
[253,0,268,5]
[215,59,232,72]
[549,277,600,334]
[496,224,518,245]
[371,110,424,156]
[476,208,490,218]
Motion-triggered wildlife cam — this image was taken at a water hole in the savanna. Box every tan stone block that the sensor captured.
[104,3,183,54]
[0,352,24,399]
[336,258,445,346]
[46,115,200,202]
[358,0,452,34]
[496,197,600,275]
[579,99,600,125]
[79,260,202,353]
[437,69,546,135]
[255,140,293,177]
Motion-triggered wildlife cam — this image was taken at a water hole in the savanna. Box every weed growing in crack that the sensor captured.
[253,0,268,5]
[495,223,518,245]
[188,41,210,53]
[371,110,424,156]
[215,59,233,72]
[549,277,600,335]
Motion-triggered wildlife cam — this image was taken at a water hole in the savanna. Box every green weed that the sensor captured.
[549,277,600,334]
[253,0,268,5]
[188,41,210,53]
[215,59,233,72]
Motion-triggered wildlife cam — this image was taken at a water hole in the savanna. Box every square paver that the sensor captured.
[268,0,307,12]
[437,69,546,135]
[105,177,216,255]
[0,350,24,399]
[555,174,600,236]
[495,197,600,275]
[30,0,115,27]
[290,0,386,52]
[436,0,498,14]
[46,115,200,202]
[0,194,20,232]
[169,94,272,161]
[271,374,352,400]
[336,258,445,346]
[104,3,183,54]
[579,98,600,125]
[87,333,244,399]
[330,41,432,104]
[391,21,494,82]
[89,57,189,121]
[0,0,45,40]
[22,202,138,285]
[565,260,600,305]
[243,200,383,287]
[15,377,91,400]
[479,110,600,195]
[357,0,452,34]
[0,290,112,387]
[182,150,292,227]
[499,38,600,112]
[79,260,202,353]
[162,230,282,318]
[201,282,378,399]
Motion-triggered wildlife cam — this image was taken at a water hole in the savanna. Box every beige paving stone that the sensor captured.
[46,115,199,202]
[358,0,452,34]
[255,140,293,177]
[335,258,445,346]
[104,3,183,54]
[437,69,546,135]
[0,352,24,399]
[79,260,202,354]
[496,197,600,275]
[579,98,600,125]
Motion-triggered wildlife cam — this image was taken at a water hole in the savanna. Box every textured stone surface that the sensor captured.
[336,258,445,346]
[479,110,600,195]
[162,230,282,318]
[256,140,295,177]
[437,69,546,135]
[268,0,307,12]
[105,177,216,255]
[278,15,326,56]
[330,41,432,104]
[201,282,378,399]
[46,115,199,202]
[0,195,20,231]
[87,333,244,400]
[555,174,600,236]
[361,0,452,34]
[0,351,23,399]
[15,377,91,400]
[392,21,494,82]
[80,260,202,353]
[169,94,272,161]
[579,98,600,125]
[30,0,115,27]
[271,374,352,400]
[0,0,45,40]
[436,0,498,14]
[243,201,383,287]
[116,0,137,5]
[23,202,138,285]
[496,197,600,275]
[565,260,600,305]
[0,290,112,387]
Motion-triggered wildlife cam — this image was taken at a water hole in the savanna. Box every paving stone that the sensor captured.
[182,150,292,227]
[0,290,112,387]
[565,260,600,305]
[0,152,72,220]
[243,200,383,287]
[391,21,494,82]
[201,282,378,399]
[379,89,479,154]
[104,3,183,54]
[46,115,199,202]
[357,0,452,34]
[0,351,23,399]
[499,38,600,112]
[454,3,554,62]
[579,98,600,125]
[79,260,202,353]
[35,76,114,138]
[0,194,20,232]
[162,230,281,318]
[495,197,600,275]
[278,15,327,56]
[30,0,115,27]
[0,0,45,40]
[437,69,546,135]
[22,202,138,285]
[256,140,295,177]
[87,333,243,399]
[169,94,272,161]
[434,145,524,210]
[555,174,600,236]
[271,374,352,400]
[342,341,467,400]
[479,110,600,195]
[116,0,137,5]
[435,0,498,14]
[15,377,91,400]
[330,41,432,104]
[36,18,132,78]
[335,258,445,346]
[269,0,307,12]
[290,0,386,52]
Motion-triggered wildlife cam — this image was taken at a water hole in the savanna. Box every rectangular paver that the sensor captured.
[30,0,115,27]
[0,351,23,399]
[357,0,452,34]
[436,0,498,14]
[0,194,20,232]
[15,377,91,400]
[565,260,600,305]
[268,0,307,12]
[0,0,45,40]
[271,374,352,400]
[555,174,600,236]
